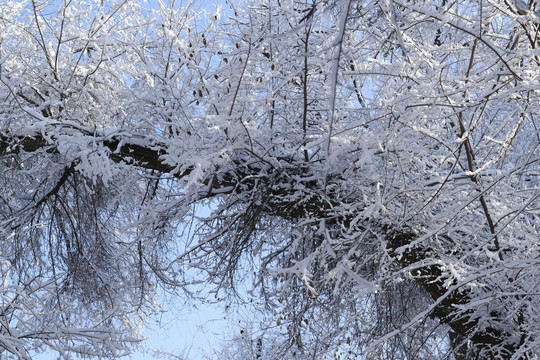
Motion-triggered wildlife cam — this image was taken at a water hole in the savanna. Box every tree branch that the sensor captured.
[0,128,525,359]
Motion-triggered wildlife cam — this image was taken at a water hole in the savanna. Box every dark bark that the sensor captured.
[386,230,522,360]
[0,131,181,175]
[0,129,526,359]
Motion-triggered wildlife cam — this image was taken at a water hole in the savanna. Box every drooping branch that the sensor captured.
[0,128,528,359]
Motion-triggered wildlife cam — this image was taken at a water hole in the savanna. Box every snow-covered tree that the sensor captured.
[1,0,540,358]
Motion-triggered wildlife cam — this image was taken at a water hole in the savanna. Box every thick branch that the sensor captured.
[386,230,521,359]
[0,131,177,175]
[0,129,525,359]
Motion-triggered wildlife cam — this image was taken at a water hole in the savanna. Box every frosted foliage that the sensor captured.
[1,0,540,359]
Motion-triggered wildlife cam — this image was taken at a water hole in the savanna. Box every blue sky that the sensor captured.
[128,298,230,359]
